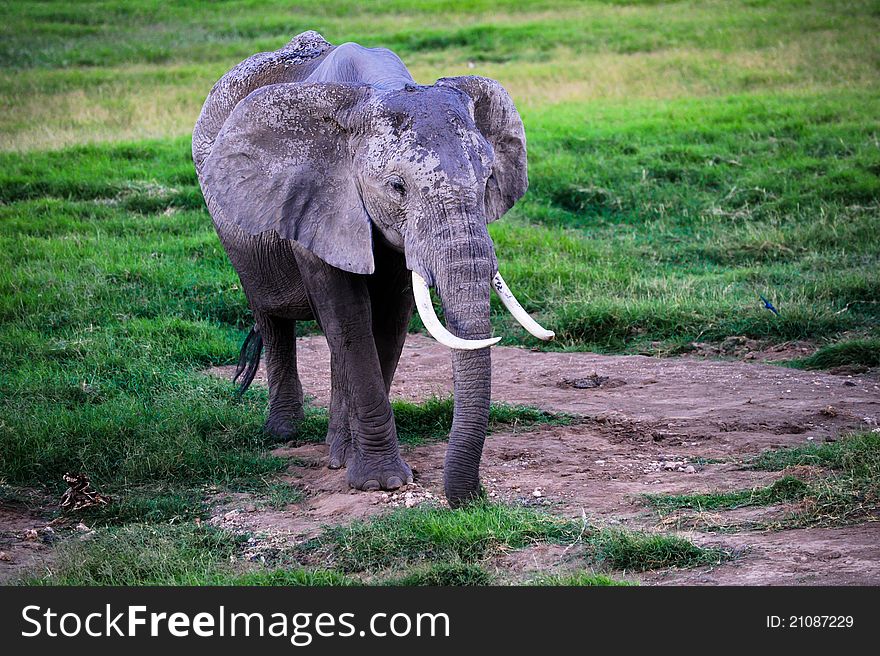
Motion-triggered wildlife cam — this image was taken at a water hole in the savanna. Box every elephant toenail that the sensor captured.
[386,476,403,490]
[328,458,342,470]
[362,479,381,491]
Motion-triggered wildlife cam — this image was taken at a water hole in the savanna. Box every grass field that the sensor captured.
[1,0,878,584]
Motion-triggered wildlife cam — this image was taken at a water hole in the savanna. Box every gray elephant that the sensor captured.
[193,31,553,507]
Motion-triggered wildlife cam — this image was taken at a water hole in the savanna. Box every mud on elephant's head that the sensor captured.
[203,70,552,505]
[351,80,523,275]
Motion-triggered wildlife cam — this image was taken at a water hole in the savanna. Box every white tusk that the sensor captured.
[492,272,555,341]
[411,271,501,350]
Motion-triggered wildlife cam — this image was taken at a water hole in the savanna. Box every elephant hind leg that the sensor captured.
[255,312,304,441]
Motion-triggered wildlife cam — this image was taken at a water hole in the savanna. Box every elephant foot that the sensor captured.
[263,415,300,443]
[327,429,353,470]
[444,475,485,509]
[346,454,413,492]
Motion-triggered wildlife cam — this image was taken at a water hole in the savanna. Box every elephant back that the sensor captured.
[192,30,333,173]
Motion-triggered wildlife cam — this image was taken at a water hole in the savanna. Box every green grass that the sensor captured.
[527,571,636,586]
[788,338,880,370]
[648,433,880,528]
[307,503,581,572]
[644,476,810,513]
[387,563,493,586]
[7,0,877,72]
[2,1,879,150]
[224,478,308,509]
[303,502,728,574]
[22,522,356,586]
[70,486,208,526]
[750,432,880,474]
[590,529,730,571]
[756,433,880,526]
[24,523,245,586]
[216,569,356,586]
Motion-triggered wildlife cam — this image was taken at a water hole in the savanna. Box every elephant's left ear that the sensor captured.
[437,76,528,222]
[202,82,375,274]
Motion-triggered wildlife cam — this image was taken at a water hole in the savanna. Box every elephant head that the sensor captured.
[202,75,552,506]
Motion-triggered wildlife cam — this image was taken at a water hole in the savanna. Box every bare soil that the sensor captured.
[0,502,57,583]
[204,335,880,585]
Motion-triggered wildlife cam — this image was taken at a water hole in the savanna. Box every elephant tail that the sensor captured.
[232,325,263,398]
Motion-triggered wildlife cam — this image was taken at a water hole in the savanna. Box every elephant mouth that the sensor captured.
[411,270,554,350]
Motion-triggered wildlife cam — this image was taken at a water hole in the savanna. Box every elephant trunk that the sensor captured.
[430,221,496,507]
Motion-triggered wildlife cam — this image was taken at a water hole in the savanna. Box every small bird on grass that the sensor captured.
[759,294,779,316]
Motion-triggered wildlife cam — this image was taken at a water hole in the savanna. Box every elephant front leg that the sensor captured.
[302,255,411,491]
[327,245,414,471]
[334,337,412,491]
[368,243,415,394]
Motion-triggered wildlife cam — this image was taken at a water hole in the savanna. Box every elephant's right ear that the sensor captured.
[202,82,375,274]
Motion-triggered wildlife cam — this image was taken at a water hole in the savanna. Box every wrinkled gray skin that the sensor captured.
[193,31,527,507]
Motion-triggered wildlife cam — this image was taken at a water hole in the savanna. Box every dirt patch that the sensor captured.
[0,503,58,583]
[203,335,880,585]
[640,524,880,585]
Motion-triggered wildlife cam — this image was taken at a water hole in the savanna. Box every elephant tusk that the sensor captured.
[492,272,555,341]
[411,271,502,350]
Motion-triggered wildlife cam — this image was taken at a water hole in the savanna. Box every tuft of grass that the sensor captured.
[304,502,728,574]
[788,339,880,370]
[23,523,244,586]
[750,432,880,474]
[653,433,880,529]
[22,520,356,586]
[211,569,356,586]
[751,432,880,527]
[689,457,727,466]
[306,503,580,572]
[397,396,573,442]
[528,571,636,586]
[590,529,730,571]
[387,563,492,586]
[69,486,207,526]
[644,476,810,513]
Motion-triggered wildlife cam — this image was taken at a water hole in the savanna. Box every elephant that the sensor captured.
[192,30,553,507]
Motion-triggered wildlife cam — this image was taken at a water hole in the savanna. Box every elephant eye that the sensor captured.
[386,175,406,196]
